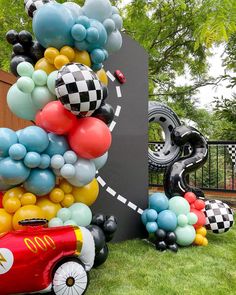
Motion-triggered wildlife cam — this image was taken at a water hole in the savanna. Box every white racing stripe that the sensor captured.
[116,86,122,98]
[106,71,115,81]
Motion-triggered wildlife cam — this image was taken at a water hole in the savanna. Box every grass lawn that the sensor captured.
[88,223,236,295]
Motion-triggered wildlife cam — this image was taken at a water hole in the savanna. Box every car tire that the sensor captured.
[148,102,182,171]
[52,260,89,295]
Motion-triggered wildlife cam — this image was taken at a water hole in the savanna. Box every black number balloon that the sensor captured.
[164,125,208,198]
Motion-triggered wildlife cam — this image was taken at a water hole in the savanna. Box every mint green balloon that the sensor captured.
[175,225,196,246]
[57,208,71,222]
[32,70,48,86]
[47,71,58,95]
[7,84,38,120]
[177,214,188,227]
[187,212,198,225]
[17,77,35,93]
[31,86,56,109]
[17,62,34,77]
[64,220,77,226]
[69,203,92,226]
[48,217,63,227]
[169,196,190,216]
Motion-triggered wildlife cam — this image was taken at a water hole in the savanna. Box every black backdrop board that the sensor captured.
[92,34,149,241]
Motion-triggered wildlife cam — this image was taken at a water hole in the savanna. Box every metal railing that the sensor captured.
[149,141,236,193]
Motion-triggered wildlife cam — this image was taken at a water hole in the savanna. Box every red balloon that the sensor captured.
[191,208,206,229]
[68,117,112,159]
[184,192,197,204]
[36,101,77,135]
[0,192,3,208]
[194,199,205,210]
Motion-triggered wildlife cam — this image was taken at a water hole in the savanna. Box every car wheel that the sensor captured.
[52,260,89,295]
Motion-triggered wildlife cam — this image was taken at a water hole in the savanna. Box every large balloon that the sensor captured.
[86,225,106,253]
[68,117,112,159]
[175,225,196,246]
[92,103,114,125]
[104,30,122,54]
[83,0,112,22]
[0,209,13,233]
[33,3,74,49]
[63,2,83,19]
[69,203,92,226]
[0,128,18,157]
[44,133,70,157]
[168,196,190,216]
[93,244,109,268]
[72,178,99,206]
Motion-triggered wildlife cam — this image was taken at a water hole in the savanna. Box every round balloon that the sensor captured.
[0,128,18,157]
[149,193,169,213]
[83,0,112,22]
[72,178,99,206]
[36,197,61,220]
[13,205,45,230]
[44,133,70,157]
[157,210,177,232]
[24,0,55,18]
[169,196,190,216]
[0,209,13,233]
[69,202,92,226]
[175,225,196,246]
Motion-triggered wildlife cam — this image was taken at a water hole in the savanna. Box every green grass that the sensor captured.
[87,225,236,295]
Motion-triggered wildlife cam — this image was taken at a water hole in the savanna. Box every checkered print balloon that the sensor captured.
[55,63,104,117]
[24,0,55,18]
[204,199,234,234]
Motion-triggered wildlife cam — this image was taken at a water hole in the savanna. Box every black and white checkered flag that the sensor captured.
[227,144,236,167]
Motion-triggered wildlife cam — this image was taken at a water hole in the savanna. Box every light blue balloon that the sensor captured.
[24,168,56,196]
[71,24,87,41]
[48,217,63,227]
[83,0,112,22]
[53,168,61,177]
[157,210,177,232]
[175,225,196,246]
[63,151,77,164]
[90,48,105,64]
[64,220,77,226]
[39,154,51,169]
[149,192,169,213]
[60,164,76,179]
[86,27,99,43]
[31,86,55,109]
[112,6,119,15]
[75,40,89,51]
[104,30,122,54]
[7,84,38,121]
[17,77,35,93]
[19,126,49,153]
[33,3,75,49]
[44,133,69,157]
[103,18,115,34]
[51,155,65,169]
[146,209,158,222]
[0,157,30,185]
[111,14,123,30]
[57,208,71,222]
[63,2,83,20]
[92,152,108,170]
[0,128,18,157]
[91,63,103,71]
[24,152,41,168]
[69,202,92,226]
[47,71,58,95]
[9,144,27,160]
[67,158,96,187]
[146,222,158,233]
[141,209,148,225]
[75,16,90,29]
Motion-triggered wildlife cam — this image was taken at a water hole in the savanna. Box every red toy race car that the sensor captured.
[114,70,126,84]
[0,219,95,295]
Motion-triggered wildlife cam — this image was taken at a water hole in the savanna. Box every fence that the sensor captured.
[149,141,236,193]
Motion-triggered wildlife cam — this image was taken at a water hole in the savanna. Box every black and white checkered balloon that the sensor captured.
[24,0,55,18]
[55,63,104,117]
[204,199,234,234]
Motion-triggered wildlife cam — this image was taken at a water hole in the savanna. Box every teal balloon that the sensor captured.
[0,181,13,191]
[90,49,105,64]
[63,151,77,164]
[86,27,99,43]
[187,212,198,225]
[83,0,112,22]
[92,63,102,71]
[44,133,69,157]
[103,18,115,34]
[141,209,148,225]
[19,126,49,153]
[0,128,18,157]
[169,196,190,216]
[7,84,38,121]
[175,225,196,246]
[157,210,177,231]
[57,208,71,222]
[24,168,56,196]
[24,152,41,168]
[69,203,92,226]
[146,209,158,222]
[48,217,63,227]
[17,62,34,77]
[60,164,76,179]
[146,222,158,233]
[17,77,35,93]
[75,16,90,29]
[47,71,58,95]
[149,192,169,213]
[104,30,122,54]
[0,157,30,185]
[51,155,65,169]
[31,86,55,109]
[38,154,51,169]
[33,3,75,49]
[71,24,87,41]
[92,152,108,170]
[177,214,188,227]
[32,70,48,86]
[8,144,27,160]
[67,158,96,187]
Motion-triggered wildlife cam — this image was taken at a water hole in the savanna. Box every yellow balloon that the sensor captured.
[202,237,208,246]
[20,193,37,206]
[54,55,70,70]
[61,194,75,208]
[194,234,204,245]
[0,209,13,233]
[74,49,91,67]
[35,58,57,75]
[3,187,25,206]
[59,180,73,194]
[196,226,207,237]
[72,178,99,206]
[49,188,65,203]
[44,47,60,64]
[96,68,108,86]
[60,46,75,61]
[36,198,61,221]
[4,197,21,214]
[13,205,45,230]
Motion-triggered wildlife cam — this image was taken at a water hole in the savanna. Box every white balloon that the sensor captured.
[104,30,122,54]
[83,0,112,22]
[63,2,83,19]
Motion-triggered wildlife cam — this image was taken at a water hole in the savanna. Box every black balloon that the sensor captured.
[13,43,25,55]
[6,30,19,45]
[155,229,166,241]
[104,233,114,243]
[165,232,177,245]
[91,214,106,227]
[10,55,34,76]
[156,241,167,252]
[18,30,33,45]
[86,225,106,254]
[164,125,208,198]
[29,41,45,61]
[106,215,118,223]
[102,85,108,100]
[103,220,118,234]
[92,103,115,125]
[168,243,178,253]
[93,244,109,268]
